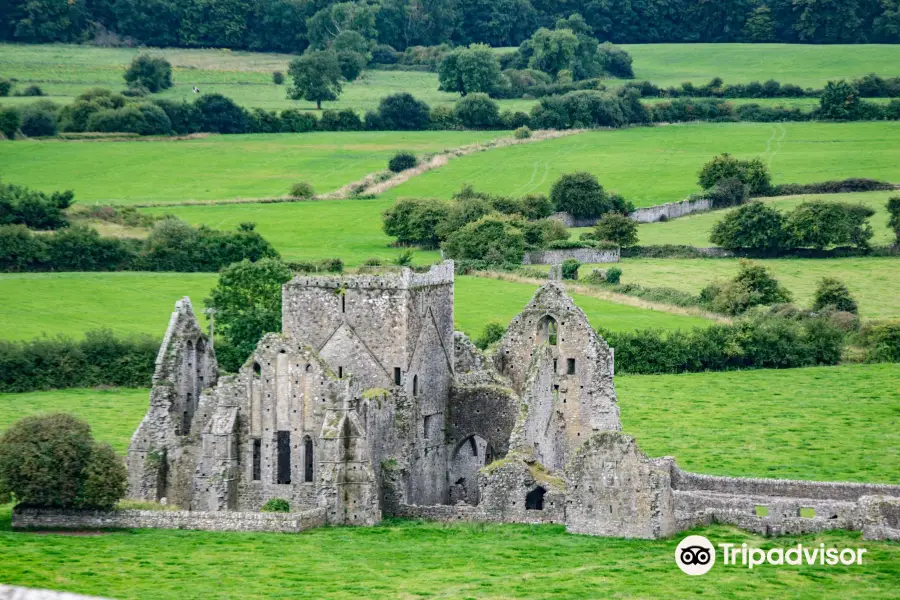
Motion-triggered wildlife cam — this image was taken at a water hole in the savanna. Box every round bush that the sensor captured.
[261,498,290,512]
[605,266,622,284]
[124,55,173,93]
[0,413,126,509]
[20,103,58,137]
[273,71,285,85]
[453,93,500,129]
[561,258,581,280]
[550,172,610,218]
[388,151,418,173]
[376,93,431,130]
[290,182,315,199]
[514,126,532,139]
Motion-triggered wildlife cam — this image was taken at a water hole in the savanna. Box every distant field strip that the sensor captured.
[382,122,900,206]
[0,131,504,205]
[0,272,712,342]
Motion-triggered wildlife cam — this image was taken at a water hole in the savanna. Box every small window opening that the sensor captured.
[304,437,314,482]
[413,375,418,397]
[277,431,291,484]
[341,294,346,313]
[553,358,558,373]
[252,439,261,481]
[525,486,546,510]
[394,367,402,386]
[253,362,261,378]
[567,358,576,375]
[468,436,478,457]
[338,366,343,378]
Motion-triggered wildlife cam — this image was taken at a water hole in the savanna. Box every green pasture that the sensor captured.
[142,198,441,265]
[612,257,900,320]
[633,190,900,247]
[618,364,900,483]
[0,131,503,205]
[382,122,900,206]
[620,43,900,88]
[0,510,894,600]
[0,272,711,342]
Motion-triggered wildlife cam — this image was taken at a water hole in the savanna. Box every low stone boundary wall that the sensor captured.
[12,507,327,534]
[551,197,713,228]
[630,197,712,223]
[672,468,900,502]
[523,248,620,265]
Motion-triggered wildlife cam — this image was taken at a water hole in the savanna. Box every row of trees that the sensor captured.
[709,198,892,253]
[5,80,900,141]
[3,0,899,50]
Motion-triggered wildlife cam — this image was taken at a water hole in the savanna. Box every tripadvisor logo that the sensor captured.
[675,535,716,575]
[674,535,868,575]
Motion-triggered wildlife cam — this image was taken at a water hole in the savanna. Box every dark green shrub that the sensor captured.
[0,107,20,139]
[371,44,398,64]
[374,93,431,130]
[767,179,894,196]
[706,177,748,208]
[0,79,11,96]
[887,197,900,246]
[290,182,315,199]
[701,260,792,315]
[697,153,771,195]
[124,55,173,93]
[453,93,501,129]
[561,258,580,280]
[0,413,127,509]
[86,106,148,134]
[0,225,48,271]
[709,201,785,252]
[521,194,554,220]
[605,266,622,284]
[514,126,532,139]
[550,172,626,218]
[363,257,382,266]
[521,218,569,249]
[273,71,285,85]
[337,50,366,82]
[152,99,199,135]
[857,322,900,363]
[261,498,290,512]
[279,109,318,133]
[818,80,860,120]
[430,106,459,130]
[813,277,858,314]
[19,101,58,137]
[388,151,418,173]
[319,109,362,131]
[0,180,73,230]
[18,85,44,97]
[45,225,138,271]
[784,201,875,250]
[382,198,450,248]
[475,321,507,350]
[194,93,249,134]
[442,215,525,265]
[593,213,638,247]
[597,42,633,78]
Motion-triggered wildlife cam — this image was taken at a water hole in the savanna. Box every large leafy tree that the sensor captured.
[287,50,344,109]
[206,257,293,370]
[709,201,786,252]
[438,44,503,95]
[528,27,578,77]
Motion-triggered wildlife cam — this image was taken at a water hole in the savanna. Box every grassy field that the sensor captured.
[633,190,900,247]
[1,511,895,599]
[612,257,900,320]
[620,43,900,88]
[0,388,147,454]
[0,131,504,205]
[0,272,711,342]
[143,198,443,265]
[382,122,900,206]
[3,43,898,112]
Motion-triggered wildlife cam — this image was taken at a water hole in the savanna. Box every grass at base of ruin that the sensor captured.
[2,364,896,484]
[0,509,897,599]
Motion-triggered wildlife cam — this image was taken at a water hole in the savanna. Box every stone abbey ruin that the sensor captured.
[123,262,900,540]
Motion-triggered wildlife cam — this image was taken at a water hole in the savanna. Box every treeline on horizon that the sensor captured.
[3,0,900,51]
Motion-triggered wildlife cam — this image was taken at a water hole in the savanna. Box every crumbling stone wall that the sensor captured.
[494,283,620,472]
[565,432,677,539]
[522,248,620,265]
[126,297,217,508]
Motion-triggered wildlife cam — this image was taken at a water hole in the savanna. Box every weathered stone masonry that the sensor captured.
[113,262,900,539]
